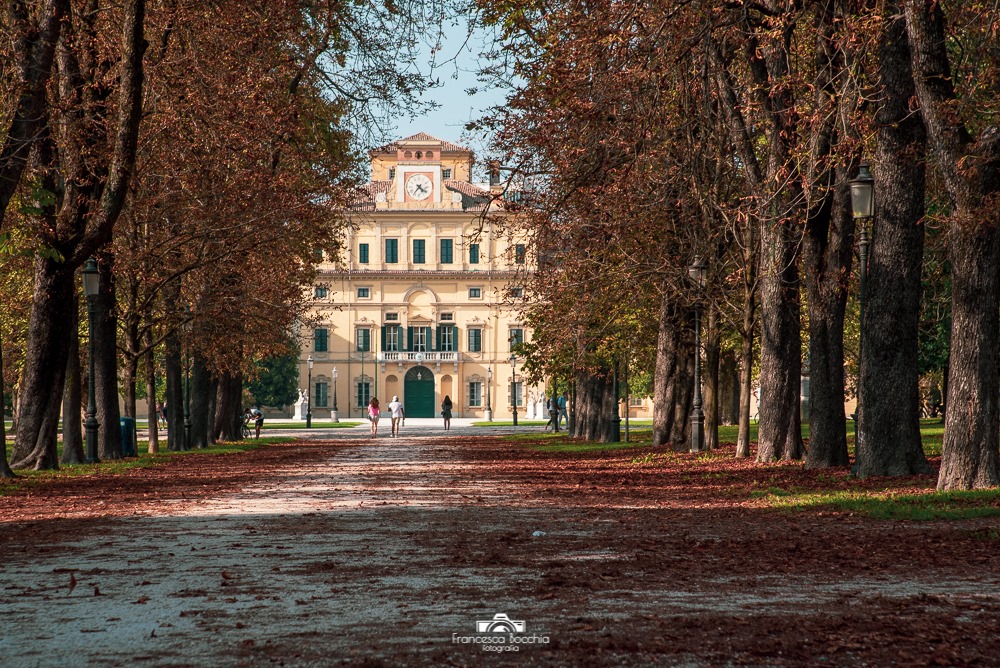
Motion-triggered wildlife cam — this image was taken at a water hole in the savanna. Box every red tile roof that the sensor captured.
[370,133,469,154]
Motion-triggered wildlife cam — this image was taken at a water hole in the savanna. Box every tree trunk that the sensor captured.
[11,256,74,469]
[903,0,1000,489]
[214,371,244,442]
[0,0,65,230]
[652,294,679,447]
[61,302,84,465]
[757,216,804,462]
[704,308,720,450]
[718,349,739,426]
[207,375,219,445]
[736,291,755,459]
[95,256,122,460]
[190,354,211,448]
[857,4,931,477]
[803,181,852,469]
[671,347,693,451]
[165,328,184,451]
[145,336,159,454]
[573,367,617,443]
[0,333,15,478]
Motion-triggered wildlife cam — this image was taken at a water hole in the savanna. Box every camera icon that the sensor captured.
[476,613,526,633]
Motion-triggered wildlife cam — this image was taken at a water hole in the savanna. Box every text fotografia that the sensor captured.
[453,614,550,653]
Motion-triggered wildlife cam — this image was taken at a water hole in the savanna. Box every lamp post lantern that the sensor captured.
[331,366,339,422]
[82,258,100,463]
[509,354,518,426]
[485,366,493,421]
[689,257,708,453]
[850,162,875,470]
[306,355,313,428]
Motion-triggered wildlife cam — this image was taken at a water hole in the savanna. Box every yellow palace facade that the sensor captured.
[296,133,536,420]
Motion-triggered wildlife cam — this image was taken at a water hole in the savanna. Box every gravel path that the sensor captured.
[2,428,999,667]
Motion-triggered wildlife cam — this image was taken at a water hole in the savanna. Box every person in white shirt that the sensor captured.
[388,395,405,438]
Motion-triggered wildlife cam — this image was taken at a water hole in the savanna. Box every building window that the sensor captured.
[357,287,371,299]
[385,312,398,321]
[629,395,645,407]
[510,381,524,407]
[388,167,395,179]
[314,328,328,352]
[357,328,371,352]
[314,286,328,299]
[509,286,524,298]
[515,244,526,264]
[356,381,371,408]
[413,239,426,264]
[469,382,482,407]
[440,312,454,321]
[468,328,482,352]
[312,247,324,261]
[442,168,452,179]
[359,243,369,264]
[412,327,428,352]
[439,326,454,352]
[385,238,399,263]
[469,287,482,299]
[384,325,400,352]
[440,238,453,264]
[509,328,524,349]
[469,243,480,264]
[315,382,329,408]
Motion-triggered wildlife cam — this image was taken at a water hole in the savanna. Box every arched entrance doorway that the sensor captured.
[404,366,435,417]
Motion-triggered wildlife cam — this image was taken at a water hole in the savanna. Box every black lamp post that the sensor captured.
[485,366,493,421]
[82,258,100,463]
[689,257,708,453]
[306,355,313,428]
[509,354,518,426]
[849,162,875,468]
[332,366,339,422]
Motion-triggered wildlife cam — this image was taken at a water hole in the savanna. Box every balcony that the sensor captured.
[379,351,458,363]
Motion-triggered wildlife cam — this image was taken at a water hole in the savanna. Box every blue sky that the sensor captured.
[387,22,506,167]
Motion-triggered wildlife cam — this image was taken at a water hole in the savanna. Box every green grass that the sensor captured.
[473,420,549,427]
[262,421,362,429]
[0,437,295,497]
[754,487,1000,521]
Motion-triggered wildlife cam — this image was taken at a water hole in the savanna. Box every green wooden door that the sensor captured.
[404,366,435,417]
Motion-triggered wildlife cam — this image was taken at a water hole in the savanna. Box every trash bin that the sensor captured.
[120,417,136,457]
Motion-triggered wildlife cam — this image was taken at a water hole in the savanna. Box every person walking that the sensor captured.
[441,395,453,430]
[250,406,263,438]
[558,392,569,429]
[388,395,405,438]
[368,397,381,438]
[548,393,560,432]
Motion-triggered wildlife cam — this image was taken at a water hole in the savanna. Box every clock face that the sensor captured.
[405,173,432,201]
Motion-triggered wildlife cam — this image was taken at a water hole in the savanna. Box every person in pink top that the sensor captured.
[368,397,380,438]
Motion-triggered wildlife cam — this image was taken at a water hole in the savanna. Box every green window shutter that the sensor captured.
[440,239,453,264]
[406,326,413,352]
[469,243,479,264]
[435,325,442,351]
[381,325,387,351]
[451,326,458,352]
[359,243,369,264]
